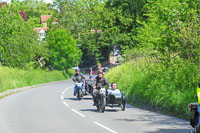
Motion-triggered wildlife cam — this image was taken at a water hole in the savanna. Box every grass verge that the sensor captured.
[0,65,73,93]
[105,57,200,119]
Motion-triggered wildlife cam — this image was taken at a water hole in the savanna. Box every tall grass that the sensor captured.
[0,65,73,93]
[105,58,200,118]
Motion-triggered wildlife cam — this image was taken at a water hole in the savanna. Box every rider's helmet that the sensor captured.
[98,70,103,74]
[75,67,80,72]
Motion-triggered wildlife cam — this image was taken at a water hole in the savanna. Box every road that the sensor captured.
[0,80,193,133]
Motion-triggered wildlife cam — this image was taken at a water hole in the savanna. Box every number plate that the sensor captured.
[100,88,106,93]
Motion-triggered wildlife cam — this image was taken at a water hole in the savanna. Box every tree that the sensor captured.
[105,0,148,48]
[47,29,82,70]
[0,3,45,68]
[135,0,200,65]
[13,0,51,27]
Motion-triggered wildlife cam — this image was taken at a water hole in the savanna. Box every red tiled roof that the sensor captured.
[41,15,52,23]
[34,27,48,33]
[0,3,7,8]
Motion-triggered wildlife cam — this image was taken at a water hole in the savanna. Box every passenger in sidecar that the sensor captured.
[106,82,126,111]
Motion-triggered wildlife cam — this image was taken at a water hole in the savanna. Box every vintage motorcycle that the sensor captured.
[86,75,95,95]
[75,81,84,100]
[95,87,107,113]
[95,87,126,113]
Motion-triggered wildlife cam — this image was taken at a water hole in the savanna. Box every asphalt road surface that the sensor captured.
[0,80,193,133]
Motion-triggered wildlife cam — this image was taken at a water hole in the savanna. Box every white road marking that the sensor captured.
[62,91,65,95]
[65,86,73,91]
[62,101,69,107]
[61,95,64,100]
[93,121,118,133]
[71,108,86,117]
[64,86,73,92]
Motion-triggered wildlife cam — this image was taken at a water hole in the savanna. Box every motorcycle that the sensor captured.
[95,87,106,113]
[86,75,95,95]
[75,81,84,100]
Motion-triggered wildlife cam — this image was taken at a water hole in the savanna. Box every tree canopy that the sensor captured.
[47,29,82,70]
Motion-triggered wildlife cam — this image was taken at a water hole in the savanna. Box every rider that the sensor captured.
[197,82,200,126]
[103,67,106,75]
[92,70,111,105]
[72,68,85,96]
[88,67,95,76]
[107,82,121,95]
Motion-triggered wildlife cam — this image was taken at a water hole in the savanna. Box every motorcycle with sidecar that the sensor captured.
[95,87,126,113]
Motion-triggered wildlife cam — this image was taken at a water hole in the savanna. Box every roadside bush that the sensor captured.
[106,57,199,118]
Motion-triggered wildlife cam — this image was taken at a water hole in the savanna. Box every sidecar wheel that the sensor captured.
[121,100,126,111]
[121,92,126,111]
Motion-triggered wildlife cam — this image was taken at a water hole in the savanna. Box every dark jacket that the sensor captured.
[92,76,111,90]
[72,73,85,82]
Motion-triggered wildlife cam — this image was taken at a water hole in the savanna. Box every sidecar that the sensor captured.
[106,90,126,111]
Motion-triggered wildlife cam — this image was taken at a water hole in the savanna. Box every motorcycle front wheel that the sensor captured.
[77,88,82,100]
[100,96,106,113]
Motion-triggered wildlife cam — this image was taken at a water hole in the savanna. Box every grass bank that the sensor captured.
[0,65,73,93]
[105,58,200,118]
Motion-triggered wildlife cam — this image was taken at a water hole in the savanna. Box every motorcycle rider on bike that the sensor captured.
[72,68,86,96]
[89,67,95,76]
[92,70,111,106]
[196,82,200,128]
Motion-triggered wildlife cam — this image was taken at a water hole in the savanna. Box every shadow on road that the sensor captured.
[80,109,98,112]
[145,128,191,133]
[81,97,93,100]
[64,97,93,101]
[115,118,136,122]
[115,113,190,126]
[115,113,192,132]
[80,108,118,113]
[64,97,78,101]
[105,109,118,112]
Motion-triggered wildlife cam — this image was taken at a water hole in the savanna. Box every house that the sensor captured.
[0,0,7,8]
[34,15,52,41]
[41,15,52,27]
[34,15,58,41]
[34,27,48,41]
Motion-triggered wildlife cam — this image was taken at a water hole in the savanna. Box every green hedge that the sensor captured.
[0,65,73,93]
[105,58,200,118]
